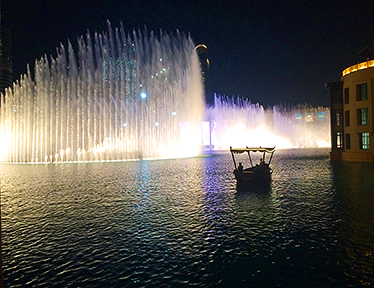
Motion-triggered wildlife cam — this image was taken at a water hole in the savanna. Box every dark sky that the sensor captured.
[2,0,374,107]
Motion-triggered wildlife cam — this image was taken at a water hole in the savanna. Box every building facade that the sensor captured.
[327,47,374,162]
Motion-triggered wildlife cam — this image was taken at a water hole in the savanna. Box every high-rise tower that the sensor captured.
[195,44,213,106]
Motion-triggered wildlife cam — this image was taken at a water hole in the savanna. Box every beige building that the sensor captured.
[327,45,374,162]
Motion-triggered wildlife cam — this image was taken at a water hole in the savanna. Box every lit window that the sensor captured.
[335,112,341,126]
[356,83,368,101]
[357,108,368,125]
[336,132,343,148]
[360,132,370,150]
[318,112,325,121]
[306,112,314,122]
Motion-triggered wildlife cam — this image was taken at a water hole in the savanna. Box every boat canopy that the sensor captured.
[230,146,276,169]
[230,147,275,154]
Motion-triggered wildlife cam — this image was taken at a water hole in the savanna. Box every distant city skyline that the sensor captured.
[2,0,374,107]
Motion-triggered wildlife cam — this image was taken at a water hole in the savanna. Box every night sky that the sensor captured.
[2,0,374,107]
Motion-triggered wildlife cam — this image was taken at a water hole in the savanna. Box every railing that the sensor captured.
[342,60,374,76]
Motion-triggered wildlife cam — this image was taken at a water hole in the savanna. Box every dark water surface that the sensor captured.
[1,148,374,287]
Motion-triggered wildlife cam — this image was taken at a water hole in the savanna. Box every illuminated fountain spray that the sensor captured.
[0,22,204,163]
[205,95,330,150]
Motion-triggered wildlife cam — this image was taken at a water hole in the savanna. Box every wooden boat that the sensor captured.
[230,146,275,187]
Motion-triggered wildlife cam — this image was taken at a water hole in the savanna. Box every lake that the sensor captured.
[1,148,374,287]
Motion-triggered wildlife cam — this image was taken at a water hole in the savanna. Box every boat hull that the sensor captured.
[234,168,272,191]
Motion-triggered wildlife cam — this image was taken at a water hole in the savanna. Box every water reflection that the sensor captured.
[331,161,374,286]
[1,149,374,287]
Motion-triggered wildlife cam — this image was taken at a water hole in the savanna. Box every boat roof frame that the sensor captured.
[230,147,275,154]
[230,146,275,169]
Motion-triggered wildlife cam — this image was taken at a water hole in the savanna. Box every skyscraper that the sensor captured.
[195,44,213,106]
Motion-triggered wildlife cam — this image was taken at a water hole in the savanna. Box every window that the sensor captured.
[336,132,343,148]
[335,112,341,126]
[356,83,368,101]
[344,87,349,104]
[345,133,351,150]
[295,113,302,121]
[306,112,314,122]
[345,110,350,127]
[357,108,368,125]
[360,132,370,150]
[318,111,325,121]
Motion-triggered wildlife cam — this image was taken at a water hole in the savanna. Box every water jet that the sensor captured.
[0,22,204,163]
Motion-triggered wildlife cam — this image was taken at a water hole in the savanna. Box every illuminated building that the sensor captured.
[195,44,213,106]
[327,44,374,162]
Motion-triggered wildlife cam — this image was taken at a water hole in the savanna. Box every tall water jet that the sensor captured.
[204,95,330,150]
[0,22,204,163]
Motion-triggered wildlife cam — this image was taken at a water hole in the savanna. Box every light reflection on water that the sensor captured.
[1,148,374,287]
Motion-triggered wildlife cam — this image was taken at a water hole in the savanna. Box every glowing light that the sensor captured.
[172,111,177,116]
[140,92,147,99]
[178,121,202,157]
[317,140,331,148]
[0,132,10,161]
[195,44,208,50]
[211,124,293,150]
[342,59,374,76]
[155,122,160,127]
[207,96,330,150]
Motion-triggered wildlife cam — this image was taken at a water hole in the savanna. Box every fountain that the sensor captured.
[204,95,330,150]
[0,22,331,163]
[0,22,204,163]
